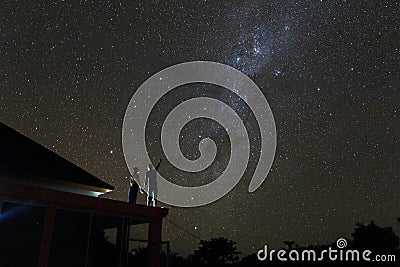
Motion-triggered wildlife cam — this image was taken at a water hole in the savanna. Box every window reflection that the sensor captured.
[86,214,123,267]
[48,209,91,267]
[128,219,150,267]
[0,202,45,267]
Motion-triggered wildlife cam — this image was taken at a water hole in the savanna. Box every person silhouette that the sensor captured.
[128,167,142,204]
[145,159,161,207]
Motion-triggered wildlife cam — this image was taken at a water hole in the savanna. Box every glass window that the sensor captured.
[48,209,91,267]
[127,219,150,267]
[86,214,123,267]
[0,202,46,267]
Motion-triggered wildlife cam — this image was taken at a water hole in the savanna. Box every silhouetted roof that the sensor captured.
[0,122,114,195]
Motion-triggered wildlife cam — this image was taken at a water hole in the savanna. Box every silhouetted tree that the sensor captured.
[128,246,149,267]
[351,220,399,253]
[87,230,119,267]
[187,237,241,266]
[283,241,296,250]
[235,253,264,267]
[234,220,400,267]
[161,251,185,267]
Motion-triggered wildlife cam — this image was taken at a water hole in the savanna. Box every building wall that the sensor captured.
[0,185,166,267]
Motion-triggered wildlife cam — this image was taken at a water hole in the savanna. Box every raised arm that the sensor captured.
[155,159,162,171]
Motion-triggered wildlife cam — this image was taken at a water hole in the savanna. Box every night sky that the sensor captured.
[1,0,399,256]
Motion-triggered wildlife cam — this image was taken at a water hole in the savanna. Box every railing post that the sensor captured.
[38,204,55,267]
[119,217,130,267]
[148,219,162,267]
[84,213,93,267]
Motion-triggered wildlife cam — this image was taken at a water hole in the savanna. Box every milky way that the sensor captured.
[1,0,399,256]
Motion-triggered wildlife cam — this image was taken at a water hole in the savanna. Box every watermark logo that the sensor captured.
[257,238,396,263]
[336,238,347,249]
[122,61,276,207]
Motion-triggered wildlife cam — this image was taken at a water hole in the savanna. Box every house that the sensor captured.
[0,122,168,267]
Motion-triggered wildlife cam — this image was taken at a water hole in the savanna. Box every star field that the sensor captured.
[1,0,399,256]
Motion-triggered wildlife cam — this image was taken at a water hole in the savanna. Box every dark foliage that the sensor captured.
[6,218,394,267]
[186,237,241,267]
